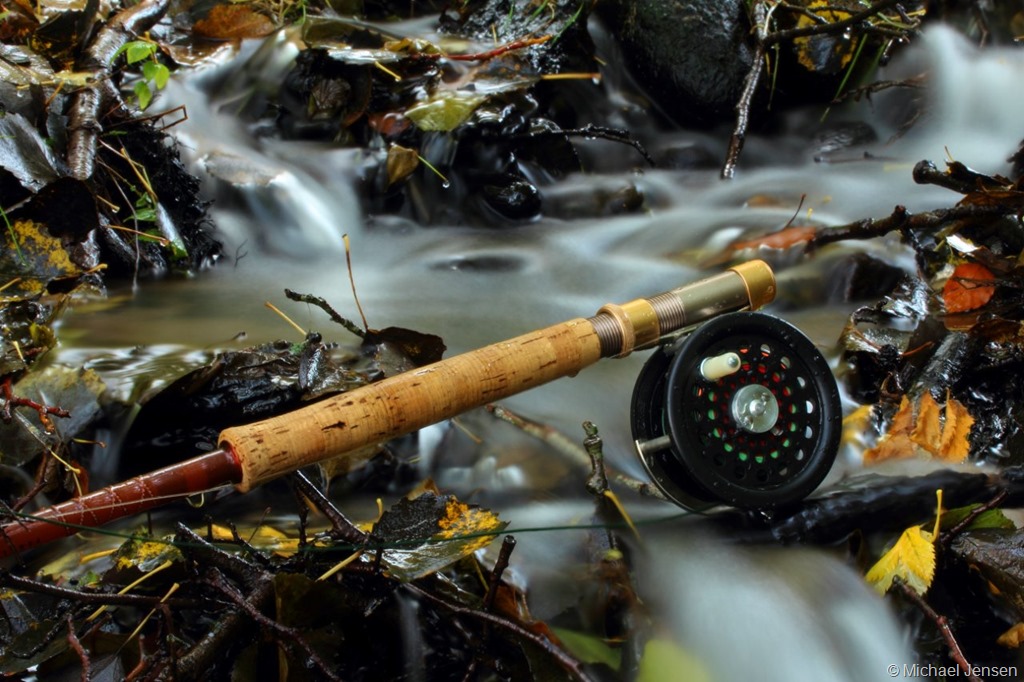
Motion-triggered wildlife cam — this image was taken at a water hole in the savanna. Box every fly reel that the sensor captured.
[631,312,841,511]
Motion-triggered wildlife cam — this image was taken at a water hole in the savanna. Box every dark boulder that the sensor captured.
[598,0,755,128]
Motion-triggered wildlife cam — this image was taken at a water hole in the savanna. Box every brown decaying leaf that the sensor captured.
[386,144,419,187]
[942,262,996,313]
[192,5,276,40]
[729,224,819,251]
[863,391,974,464]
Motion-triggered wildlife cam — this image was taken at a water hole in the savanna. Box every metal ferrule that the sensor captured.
[586,260,776,357]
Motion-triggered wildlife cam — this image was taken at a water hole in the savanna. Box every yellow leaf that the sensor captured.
[866,490,943,595]
[865,526,936,595]
[997,623,1024,648]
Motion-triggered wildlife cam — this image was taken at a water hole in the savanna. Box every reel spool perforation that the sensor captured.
[631,312,841,511]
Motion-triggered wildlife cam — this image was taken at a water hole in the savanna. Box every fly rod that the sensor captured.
[0,261,776,558]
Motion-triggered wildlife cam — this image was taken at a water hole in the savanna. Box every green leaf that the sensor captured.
[143,62,170,89]
[941,504,1016,532]
[120,40,156,65]
[132,207,157,222]
[637,639,713,682]
[405,91,486,132]
[551,628,620,670]
[133,80,152,110]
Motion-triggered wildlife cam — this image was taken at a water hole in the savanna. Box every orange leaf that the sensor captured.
[863,394,973,464]
[910,391,942,455]
[943,262,995,313]
[939,390,974,463]
[193,5,276,40]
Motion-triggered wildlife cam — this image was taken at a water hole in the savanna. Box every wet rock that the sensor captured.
[475,173,541,222]
[597,0,755,128]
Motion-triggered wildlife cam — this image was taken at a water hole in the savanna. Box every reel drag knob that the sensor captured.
[630,312,841,511]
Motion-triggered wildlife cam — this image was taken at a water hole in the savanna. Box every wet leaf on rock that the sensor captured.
[0,219,81,297]
[364,326,446,369]
[0,112,61,193]
[792,1,859,75]
[373,492,506,582]
[405,91,487,132]
[110,534,183,575]
[943,262,996,313]
[0,365,104,466]
[950,529,1024,620]
[0,298,60,377]
[386,143,419,187]
[192,5,277,40]
[863,391,974,464]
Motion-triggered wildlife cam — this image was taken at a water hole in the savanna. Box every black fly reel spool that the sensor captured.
[631,312,841,511]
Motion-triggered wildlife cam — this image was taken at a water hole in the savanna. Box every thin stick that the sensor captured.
[342,234,369,330]
[893,578,982,682]
[722,1,767,179]
[406,582,594,682]
[482,535,516,612]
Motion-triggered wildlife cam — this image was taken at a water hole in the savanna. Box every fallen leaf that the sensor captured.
[374,492,506,581]
[997,623,1024,648]
[866,490,942,595]
[863,393,973,464]
[386,144,419,187]
[943,262,995,313]
[405,91,486,132]
[909,391,942,454]
[193,5,276,40]
[938,390,974,461]
[729,224,818,251]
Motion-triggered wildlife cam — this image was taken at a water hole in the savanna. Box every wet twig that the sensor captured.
[65,613,91,682]
[764,0,910,46]
[204,567,342,682]
[406,582,595,682]
[807,203,1012,251]
[483,535,516,612]
[67,0,171,181]
[583,420,609,496]
[284,289,366,339]
[290,470,367,544]
[893,578,982,682]
[0,570,199,609]
[486,404,667,500]
[938,490,1009,550]
[506,124,655,166]
[724,0,916,177]
[722,1,767,180]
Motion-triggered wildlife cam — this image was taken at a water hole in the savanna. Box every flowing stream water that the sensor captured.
[53,22,1024,681]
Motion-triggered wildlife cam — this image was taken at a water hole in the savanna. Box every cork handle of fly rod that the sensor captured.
[220,317,604,491]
